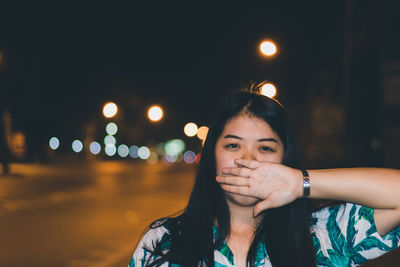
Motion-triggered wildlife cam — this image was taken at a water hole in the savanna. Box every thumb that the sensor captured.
[253,199,274,217]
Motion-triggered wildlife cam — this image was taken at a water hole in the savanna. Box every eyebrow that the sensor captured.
[223,134,279,143]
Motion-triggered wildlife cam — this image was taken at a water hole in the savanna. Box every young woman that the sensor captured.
[129,90,400,267]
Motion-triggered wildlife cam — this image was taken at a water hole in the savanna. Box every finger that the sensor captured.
[234,159,260,169]
[216,175,250,186]
[220,184,251,196]
[222,167,252,178]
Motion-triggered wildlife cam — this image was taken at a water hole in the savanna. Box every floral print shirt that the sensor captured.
[129,203,400,266]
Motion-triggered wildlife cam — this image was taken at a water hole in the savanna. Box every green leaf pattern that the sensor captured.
[311,203,400,266]
[129,203,400,266]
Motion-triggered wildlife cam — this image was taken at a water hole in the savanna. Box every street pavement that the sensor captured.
[0,161,195,267]
[0,161,398,266]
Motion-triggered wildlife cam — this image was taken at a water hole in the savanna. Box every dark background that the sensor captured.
[1,2,400,266]
[1,1,400,168]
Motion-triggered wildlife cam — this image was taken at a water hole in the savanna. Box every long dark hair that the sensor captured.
[146,90,315,266]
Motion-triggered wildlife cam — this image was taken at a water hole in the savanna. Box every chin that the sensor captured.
[224,192,260,207]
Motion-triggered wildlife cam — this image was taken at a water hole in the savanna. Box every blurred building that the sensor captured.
[382,61,400,168]
[290,1,400,169]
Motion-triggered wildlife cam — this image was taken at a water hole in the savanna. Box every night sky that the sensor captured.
[1,1,399,159]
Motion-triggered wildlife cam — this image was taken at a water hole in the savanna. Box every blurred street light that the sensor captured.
[261,83,277,98]
[89,142,101,155]
[183,151,196,164]
[164,154,177,164]
[49,137,60,150]
[147,105,163,122]
[138,146,150,159]
[103,102,118,118]
[72,140,83,153]
[105,144,117,156]
[117,144,129,157]
[129,145,139,158]
[196,126,209,141]
[259,40,277,57]
[147,151,158,164]
[164,139,185,157]
[104,135,116,145]
[106,122,118,135]
[184,122,198,137]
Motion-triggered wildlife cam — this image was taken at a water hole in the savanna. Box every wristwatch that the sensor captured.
[301,169,310,198]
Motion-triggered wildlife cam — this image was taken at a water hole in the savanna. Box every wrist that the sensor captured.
[295,169,304,199]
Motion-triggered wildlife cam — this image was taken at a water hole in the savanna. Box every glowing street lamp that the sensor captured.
[184,122,198,137]
[72,140,83,153]
[49,137,60,150]
[106,122,118,135]
[259,40,277,57]
[261,83,277,98]
[196,126,209,141]
[147,105,163,122]
[103,102,118,118]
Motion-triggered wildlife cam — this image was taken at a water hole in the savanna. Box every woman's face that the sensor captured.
[215,114,284,207]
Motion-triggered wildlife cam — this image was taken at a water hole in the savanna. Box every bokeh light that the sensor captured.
[118,144,129,157]
[259,40,277,56]
[103,102,118,118]
[183,151,196,164]
[105,144,117,156]
[146,151,158,164]
[138,146,150,159]
[49,137,60,150]
[261,83,277,98]
[129,145,139,158]
[89,142,101,155]
[196,126,209,141]
[164,139,185,156]
[72,140,83,153]
[147,105,163,122]
[184,122,198,137]
[106,122,118,135]
[104,135,116,145]
[164,154,177,165]
[195,153,201,164]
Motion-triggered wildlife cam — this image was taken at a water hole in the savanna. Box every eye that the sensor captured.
[260,146,275,152]
[224,143,239,149]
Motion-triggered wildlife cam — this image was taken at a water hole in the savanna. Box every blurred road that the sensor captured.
[0,161,195,267]
[0,161,398,267]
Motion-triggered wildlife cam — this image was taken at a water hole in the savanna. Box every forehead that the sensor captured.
[222,115,279,139]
